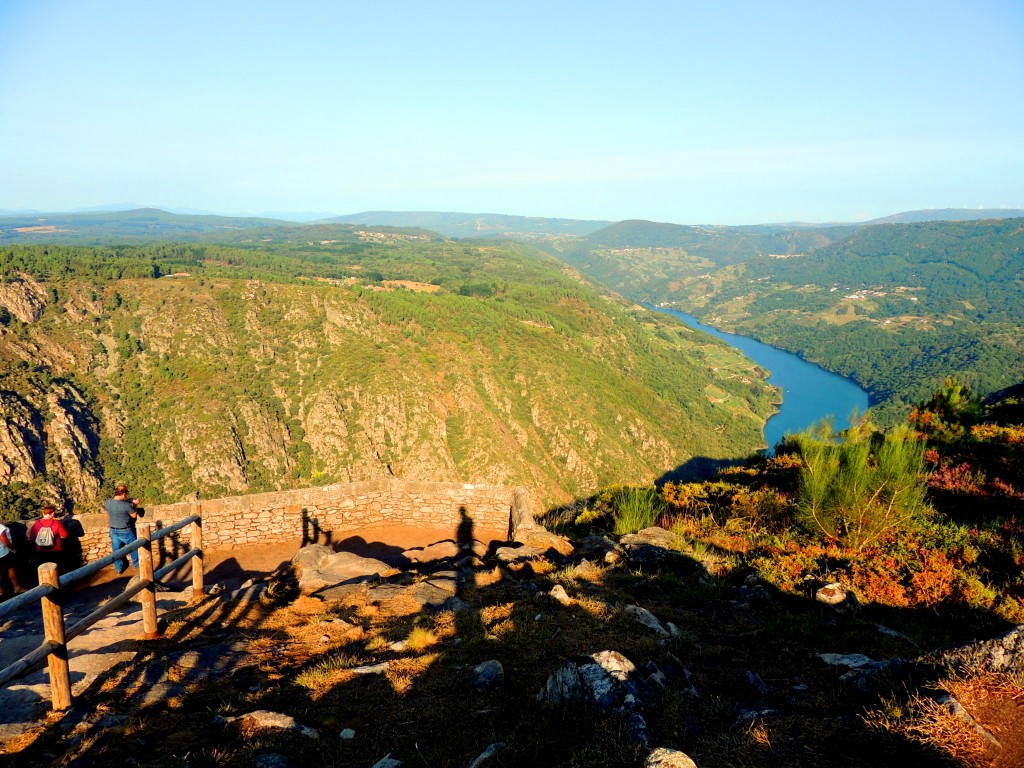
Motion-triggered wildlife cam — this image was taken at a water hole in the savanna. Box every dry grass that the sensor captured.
[6,542,1024,768]
[864,668,1024,768]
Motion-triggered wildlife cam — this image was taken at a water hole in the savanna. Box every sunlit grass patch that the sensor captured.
[386,653,440,695]
[405,625,438,651]
[294,652,358,690]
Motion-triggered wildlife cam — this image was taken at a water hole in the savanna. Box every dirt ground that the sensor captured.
[76,524,508,594]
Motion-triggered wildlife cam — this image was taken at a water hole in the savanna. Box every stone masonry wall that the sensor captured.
[69,480,522,569]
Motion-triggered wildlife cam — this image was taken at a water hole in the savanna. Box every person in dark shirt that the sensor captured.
[28,505,70,572]
[103,485,140,574]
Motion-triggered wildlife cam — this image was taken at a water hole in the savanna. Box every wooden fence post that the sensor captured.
[38,563,72,710]
[136,523,159,640]
[191,504,204,598]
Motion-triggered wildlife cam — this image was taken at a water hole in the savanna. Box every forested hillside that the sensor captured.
[551,217,1024,421]
[0,234,776,517]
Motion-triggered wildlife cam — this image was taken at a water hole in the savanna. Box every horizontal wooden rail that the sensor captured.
[0,583,56,620]
[0,640,60,687]
[152,515,200,540]
[154,547,201,581]
[58,537,149,589]
[0,513,204,711]
[65,577,149,643]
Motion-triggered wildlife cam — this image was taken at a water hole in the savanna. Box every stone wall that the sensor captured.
[67,480,523,569]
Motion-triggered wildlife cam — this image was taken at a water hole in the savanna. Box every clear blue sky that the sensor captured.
[1,1,1022,224]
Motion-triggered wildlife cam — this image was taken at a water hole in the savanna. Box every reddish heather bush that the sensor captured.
[928,462,985,494]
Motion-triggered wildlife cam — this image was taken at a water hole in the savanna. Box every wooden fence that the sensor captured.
[0,515,204,711]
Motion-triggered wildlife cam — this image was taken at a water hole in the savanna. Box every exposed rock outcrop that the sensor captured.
[0,274,49,324]
[0,376,102,505]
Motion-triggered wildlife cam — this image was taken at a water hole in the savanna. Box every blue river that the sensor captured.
[652,306,870,450]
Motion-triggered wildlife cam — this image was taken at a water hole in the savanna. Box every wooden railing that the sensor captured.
[0,515,203,711]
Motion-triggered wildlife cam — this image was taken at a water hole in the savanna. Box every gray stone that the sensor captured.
[746,671,770,696]
[509,487,573,555]
[370,755,402,768]
[625,711,650,746]
[403,540,459,562]
[319,551,394,584]
[624,604,670,637]
[734,708,782,725]
[539,661,585,705]
[413,577,457,608]
[549,584,573,606]
[254,754,291,768]
[473,660,504,692]
[817,653,877,669]
[495,545,549,563]
[351,662,390,675]
[467,742,505,768]
[442,596,470,613]
[645,747,699,768]
[620,527,682,550]
[570,650,646,712]
[223,710,318,739]
[819,653,908,690]
[644,661,669,690]
[291,544,333,574]
[339,728,356,740]
[320,582,370,601]
[936,694,1000,745]
[625,544,668,564]
[814,582,859,611]
[927,624,1024,674]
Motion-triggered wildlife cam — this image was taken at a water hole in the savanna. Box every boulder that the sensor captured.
[293,545,397,592]
[539,650,647,715]
[509,486,574,556]
[549,584,574,606]
[645,748,699,768]
[926,624,1024,674]
[221,710,318,739]
[495,544,549,563]
[814,582,860,612]
[403,540,459,563]
[473,660,504,692]
[619,527,682,550]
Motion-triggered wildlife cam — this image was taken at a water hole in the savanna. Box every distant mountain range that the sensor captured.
[864,208,1024,225]
[323,211,613,238]
[3,207,1022,244]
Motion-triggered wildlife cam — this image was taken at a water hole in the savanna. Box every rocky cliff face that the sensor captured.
[0,374,102,509]
[0,274,49,324]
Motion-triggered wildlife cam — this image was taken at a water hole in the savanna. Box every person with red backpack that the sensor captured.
[28,506,69,572]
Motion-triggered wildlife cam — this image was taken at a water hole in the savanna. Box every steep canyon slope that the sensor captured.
[0,236,776,515]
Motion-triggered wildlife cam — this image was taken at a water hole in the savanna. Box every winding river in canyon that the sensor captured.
[654,307,870,450]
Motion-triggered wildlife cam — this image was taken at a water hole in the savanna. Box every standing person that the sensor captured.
[28,506,69,573]
[104,485,140,574]
[0,520,25,596]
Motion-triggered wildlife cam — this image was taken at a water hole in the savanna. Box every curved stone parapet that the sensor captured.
[67,479,528,565]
